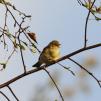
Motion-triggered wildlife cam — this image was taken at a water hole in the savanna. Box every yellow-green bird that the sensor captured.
[33,40,61,67]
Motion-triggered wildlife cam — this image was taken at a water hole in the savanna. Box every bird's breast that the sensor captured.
[49,47,60,59]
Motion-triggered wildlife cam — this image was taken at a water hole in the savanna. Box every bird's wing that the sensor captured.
[39,46,53,61]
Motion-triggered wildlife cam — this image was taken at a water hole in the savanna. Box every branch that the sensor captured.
[68,57,101,87]
[57,63,75,76]
[77,0,82,5]
[2,7,8,48]
[0,43,100,88]
[18,35,26,73]
[6,49,15,64]
[84,0,96,48]
[7,85,19,101]
[0,91,10,101]
[43,68,64,101]
[4,4,40,53]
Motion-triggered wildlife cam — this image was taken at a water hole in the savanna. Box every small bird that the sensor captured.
[32,40,61,67]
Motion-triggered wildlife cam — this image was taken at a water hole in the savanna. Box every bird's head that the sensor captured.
[49,40,61,47]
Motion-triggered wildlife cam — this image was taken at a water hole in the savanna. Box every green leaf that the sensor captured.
[19,44,26,50]
[6,32,12,38]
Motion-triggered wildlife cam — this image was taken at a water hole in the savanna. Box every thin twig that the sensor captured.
[12,5,31,17]
[7,85,19,101]
[77,0,100,20]
[18,35,26,73]
[84,0,96,48]
[0,91,10,101]
[77,0,82,5]
[58,63,75,76]
[43,68,64,101]
[6,49,15,64]
[2,6,8,48]
[68,57,101,87]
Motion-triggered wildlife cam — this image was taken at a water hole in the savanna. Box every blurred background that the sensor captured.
[0,0,101,101]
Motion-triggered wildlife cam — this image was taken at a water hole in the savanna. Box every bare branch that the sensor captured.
[0,43,100,88]
[68,57,101,87]
[84,0,96,47]
[0,91,10,101]
[58,63,75,76]
[18,34,26,73]
[43,68,64,101]
[2,9,8,48]
[7,85,19,101]
[6,49,15,64]
[77,0,82,5]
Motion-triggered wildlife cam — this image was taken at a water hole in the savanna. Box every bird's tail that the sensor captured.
[32,62,41,67]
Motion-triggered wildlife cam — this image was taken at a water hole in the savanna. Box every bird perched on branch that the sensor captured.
[32,40,61,67]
